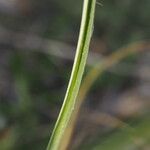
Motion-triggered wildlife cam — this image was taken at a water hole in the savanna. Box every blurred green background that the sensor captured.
[0,0,150,150]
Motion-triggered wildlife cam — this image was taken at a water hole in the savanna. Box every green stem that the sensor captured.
[46,0,96,150]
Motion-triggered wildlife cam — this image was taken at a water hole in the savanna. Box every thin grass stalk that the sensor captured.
[46,0,96,150]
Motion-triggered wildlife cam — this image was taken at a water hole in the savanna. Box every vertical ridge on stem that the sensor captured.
[46,0,96,150]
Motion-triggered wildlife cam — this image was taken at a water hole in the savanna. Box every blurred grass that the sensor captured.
[0,128,17,150]
[80,116,150,150]
[59,41,150,150]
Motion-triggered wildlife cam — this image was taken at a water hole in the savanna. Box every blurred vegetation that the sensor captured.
[0,0,150,150]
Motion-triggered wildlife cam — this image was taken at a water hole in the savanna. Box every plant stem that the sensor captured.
[46,0,96,150]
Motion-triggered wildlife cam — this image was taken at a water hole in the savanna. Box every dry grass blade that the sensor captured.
[60,40,150,150]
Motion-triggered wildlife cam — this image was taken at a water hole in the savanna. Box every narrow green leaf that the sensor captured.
[46,0,96,150]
